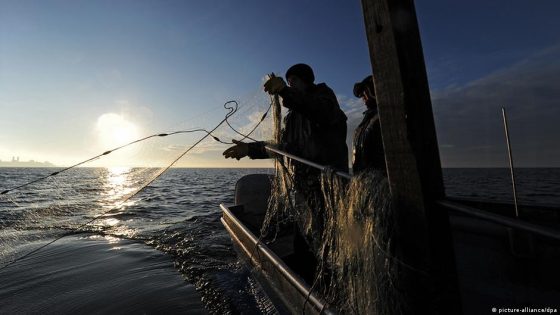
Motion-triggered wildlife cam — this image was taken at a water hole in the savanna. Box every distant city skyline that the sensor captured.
[0,156,55,167]
[1,1,559,168]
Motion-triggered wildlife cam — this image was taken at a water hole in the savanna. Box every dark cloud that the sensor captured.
[432,45,560,167]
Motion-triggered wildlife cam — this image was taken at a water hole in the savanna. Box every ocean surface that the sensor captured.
[0,167,558,314]
[442,168,560,206]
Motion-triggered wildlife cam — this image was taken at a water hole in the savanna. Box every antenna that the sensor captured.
[501,107,519,218]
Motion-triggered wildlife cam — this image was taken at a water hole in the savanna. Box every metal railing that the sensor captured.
[265,146,352,179]
[264,146,560,241]
[436,200,560,241]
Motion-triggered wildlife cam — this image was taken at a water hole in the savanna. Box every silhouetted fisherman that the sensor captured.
[223,63,348,281]
[352,75,387,175]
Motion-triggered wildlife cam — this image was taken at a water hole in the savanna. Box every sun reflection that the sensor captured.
[85,234,124,244]
[103,235,121,244]
[102,217,120,226]
[101,167,136,201]
[93,216,138,240]
[108,166,131,178]
[108,172,126,186]
[94,166,141,240]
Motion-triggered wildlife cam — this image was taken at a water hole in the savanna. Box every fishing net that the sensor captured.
[259,95,404,314]
[262,164,402,313]
[0,87,273,274]
[319,170,404,314]
[0,147,171,266]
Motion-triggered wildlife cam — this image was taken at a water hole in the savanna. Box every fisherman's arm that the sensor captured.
[247,141,270,159]
[223,140,273,160]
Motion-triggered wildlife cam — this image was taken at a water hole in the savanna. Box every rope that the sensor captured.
[0,129,224,196]
[0,100,243,270]
[0,93,277,270]
[225,99,272,143]
[1,99,273,196]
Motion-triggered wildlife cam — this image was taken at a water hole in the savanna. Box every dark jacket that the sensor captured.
[248,82,348,256]
[352,107,386,174]
[248,83,348,184]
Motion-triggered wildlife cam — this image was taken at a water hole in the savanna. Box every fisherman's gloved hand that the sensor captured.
[223,139,249,160]
[263,76,287,95]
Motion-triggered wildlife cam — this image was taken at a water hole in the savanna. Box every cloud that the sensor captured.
[164,94,366,167]
[339,94,365,123]
[432,44,560,167]
[337,94,367,164]
[163,144,184,152]
[158,49,560,169]
[158,115,262,158]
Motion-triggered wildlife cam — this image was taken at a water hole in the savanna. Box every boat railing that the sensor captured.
[264,146,560,242]
[265,146,352,180]
[435,199,560,241]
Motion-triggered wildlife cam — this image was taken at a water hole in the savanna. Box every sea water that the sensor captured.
[0,167,558,313]
[443,168,560,206]
[0,168,274,314]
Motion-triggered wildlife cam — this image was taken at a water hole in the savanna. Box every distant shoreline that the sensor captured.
[0,165,558,169]
[0,161,56,168]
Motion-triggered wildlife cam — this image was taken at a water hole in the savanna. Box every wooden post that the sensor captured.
[360,0,462,313]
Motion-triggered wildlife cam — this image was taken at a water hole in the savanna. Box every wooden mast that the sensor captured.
[360,0,462,313]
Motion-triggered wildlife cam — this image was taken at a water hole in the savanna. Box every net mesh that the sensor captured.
[0,88,273,270]
[260,95,402,314]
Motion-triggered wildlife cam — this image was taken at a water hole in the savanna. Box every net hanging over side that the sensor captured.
[259,92,406,314]
[319,170,403,314]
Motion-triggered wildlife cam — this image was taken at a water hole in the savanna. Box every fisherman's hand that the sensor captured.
[263,76,287,95]
[223,139,249,160]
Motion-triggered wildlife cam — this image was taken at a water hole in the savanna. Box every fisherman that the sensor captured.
[352,75,387,175]
[223,63,348,280]
[223,63,348,172]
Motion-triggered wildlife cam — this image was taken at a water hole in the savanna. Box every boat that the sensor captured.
[221,170,560,314]
[220,1,560,312]
[220,173,336,315]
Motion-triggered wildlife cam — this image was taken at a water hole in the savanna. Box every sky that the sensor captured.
[0,0,559,168]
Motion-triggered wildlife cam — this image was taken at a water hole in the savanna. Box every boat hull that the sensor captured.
[221,204,333,315]
[221,174,560,314]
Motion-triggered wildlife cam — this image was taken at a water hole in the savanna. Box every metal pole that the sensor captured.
[264,146,352,180]
[501,107,520,218]
[437,200,560,241]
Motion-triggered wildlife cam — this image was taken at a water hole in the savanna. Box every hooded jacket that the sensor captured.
[248,83,348,184]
